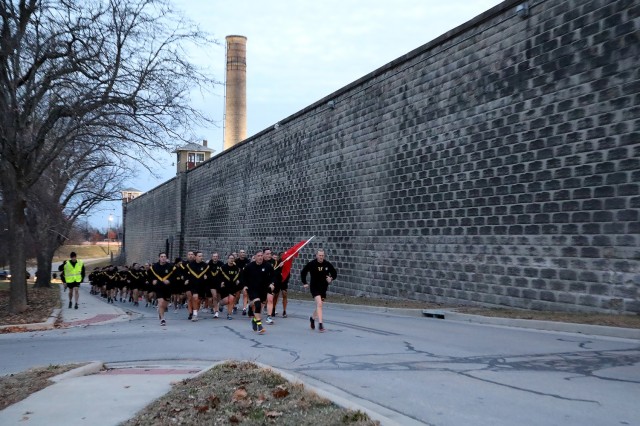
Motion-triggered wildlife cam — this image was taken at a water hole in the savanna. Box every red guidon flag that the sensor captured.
[278,236,315,281]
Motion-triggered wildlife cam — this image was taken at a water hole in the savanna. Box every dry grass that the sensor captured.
[453,306,640,328]
[122,361,378,426]
[0,364,86,410]
[0,285,61,330]
[53,244,112,261]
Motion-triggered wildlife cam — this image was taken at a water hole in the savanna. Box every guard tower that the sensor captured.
[120,187,143,256]
[173,140,216,173]
[121,188,143,203]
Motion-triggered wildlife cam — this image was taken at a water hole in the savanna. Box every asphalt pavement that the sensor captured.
[1,284,420,426]
[0,284,638,426]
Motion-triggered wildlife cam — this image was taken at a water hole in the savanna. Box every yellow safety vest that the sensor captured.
[64,260,84,283]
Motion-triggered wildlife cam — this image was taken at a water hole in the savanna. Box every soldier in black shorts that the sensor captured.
[148,252,180,326]
[185,251,210,322]
[274,251,291,318]
[178,252,195,319]
[240,250,274,334]
[235,250,250,315]
[219,254,240,320]
[301,249,337,333]
[126,263,145,306]
[104,265,120,304]
[262,248,277,324]
[208,252,224,318]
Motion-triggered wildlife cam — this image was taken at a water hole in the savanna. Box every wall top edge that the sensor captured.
[216,0,527,158]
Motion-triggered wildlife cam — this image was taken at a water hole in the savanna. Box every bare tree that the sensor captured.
[0,206,7,269]
[0,0,215,312]
[27,141,130,287]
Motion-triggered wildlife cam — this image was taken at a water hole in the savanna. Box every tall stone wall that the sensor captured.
[124,176,184,264]
[125,0,640,313]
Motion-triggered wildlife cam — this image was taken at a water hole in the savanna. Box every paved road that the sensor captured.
[1,285,639,425]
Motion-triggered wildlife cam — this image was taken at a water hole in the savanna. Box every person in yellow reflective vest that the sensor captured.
[63,251,85,309]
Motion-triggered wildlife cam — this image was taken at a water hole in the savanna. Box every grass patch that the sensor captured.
[0,363,86,410]
[53,244,112,261]
[122,361,379,426]
[0,285,61,328]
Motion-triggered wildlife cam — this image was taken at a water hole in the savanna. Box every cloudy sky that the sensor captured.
[89,0,502,228]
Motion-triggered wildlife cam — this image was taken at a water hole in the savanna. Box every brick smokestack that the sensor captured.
[223,35,247,150]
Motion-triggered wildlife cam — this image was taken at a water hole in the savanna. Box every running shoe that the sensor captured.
[282,311,287,318]
[192,314,198,322]
[160,319,166,326]
[319,323,325,333]
[242,308,247,316]
[266,316,274,324]
[74,303,78,310]
[251,318,257,331]
[213,312,219,319]
[68,301,72,309]
[227,314,233,320]
[257,324,265,334]
[309,316,315,330]
[188,313,193,320]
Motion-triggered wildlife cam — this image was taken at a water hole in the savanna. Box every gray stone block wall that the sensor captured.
[123,177,182,264]
[124,0,640,313]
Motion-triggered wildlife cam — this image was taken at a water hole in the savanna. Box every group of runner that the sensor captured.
[85,248,338,334]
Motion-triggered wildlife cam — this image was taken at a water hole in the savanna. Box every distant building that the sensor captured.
[173,140,215,173]
[121,188,143,204]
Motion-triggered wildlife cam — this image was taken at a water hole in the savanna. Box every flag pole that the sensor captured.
[274,235,315,270]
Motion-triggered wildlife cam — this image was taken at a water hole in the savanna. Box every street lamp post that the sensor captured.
[108,214,113,256]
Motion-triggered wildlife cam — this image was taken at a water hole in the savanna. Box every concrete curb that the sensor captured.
[0,308,60,332]
[254,362,423,426]
[424,310,640,340]
[50,361,104,383]
[192,360,419,425]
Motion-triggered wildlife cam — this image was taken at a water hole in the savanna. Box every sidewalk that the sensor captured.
[0,360,212,426]
[58,284,135,327]
[0,285,212,426]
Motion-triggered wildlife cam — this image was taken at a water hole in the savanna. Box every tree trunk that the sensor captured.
[4,191,28,313]
[34,249,53,288]
[33,225,68,289]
